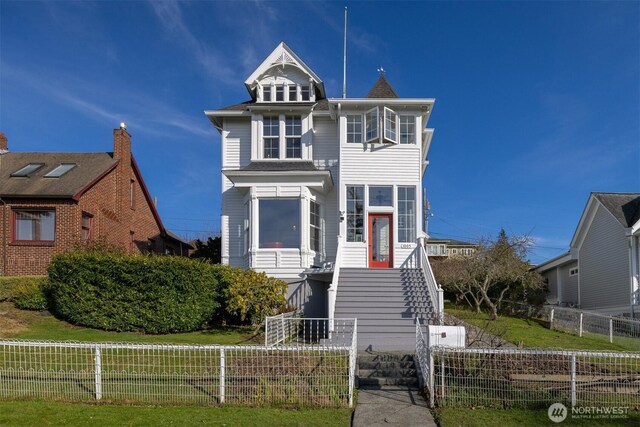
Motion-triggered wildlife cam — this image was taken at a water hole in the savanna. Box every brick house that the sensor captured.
[0,125,192,276]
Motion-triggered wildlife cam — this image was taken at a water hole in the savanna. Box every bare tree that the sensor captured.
[434,229,546,320]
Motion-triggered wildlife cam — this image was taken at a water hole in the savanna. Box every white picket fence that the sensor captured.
[416,322,640,409]
[0,316,358,407]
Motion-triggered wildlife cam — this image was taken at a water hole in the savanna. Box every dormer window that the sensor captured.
[263,86,272,102]
[288,85,297,102]
[11,163,44,177]
[275,85,284,102]
[300,85,310,101]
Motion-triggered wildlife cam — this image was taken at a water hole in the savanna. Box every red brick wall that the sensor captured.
[1,138,163,276]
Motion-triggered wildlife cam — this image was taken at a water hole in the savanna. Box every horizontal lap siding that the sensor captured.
[580,205,630,310]
[221,118,250,266]
[312,118,339,262]
[341,145,420,184]
[341,246,367,267]
[560,262,578,305]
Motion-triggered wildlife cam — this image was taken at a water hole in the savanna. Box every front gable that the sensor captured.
[244,42,326,101]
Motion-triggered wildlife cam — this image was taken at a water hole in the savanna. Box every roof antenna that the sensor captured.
[342,6,347,99]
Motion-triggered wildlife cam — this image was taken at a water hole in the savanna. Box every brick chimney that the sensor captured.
[0,131,8,151]
[113,123,132,220]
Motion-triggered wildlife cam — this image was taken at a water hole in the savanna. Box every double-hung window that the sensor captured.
[285,115,302,158]
[399,115,416,144]
[310,200,321,252]
[346,186,364,242]
[347,115,363,143]
[14,209,55,242]
[81,212,93,242]
[300,85,310,101]
[397,186,416,243]
[263,116,280,158]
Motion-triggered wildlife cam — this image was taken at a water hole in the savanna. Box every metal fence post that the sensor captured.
[570,354,576,408]
[579,313,583,337]
[609,317,613,343]
[220,348,226,404]
[429,351,435,408]
[440,358,445,401]
[549,308,555,330]
[94,345,102,400]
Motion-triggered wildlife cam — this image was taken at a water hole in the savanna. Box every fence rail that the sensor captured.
[428,346,640,409]
[0,338,353,407]
[497,301,640,349]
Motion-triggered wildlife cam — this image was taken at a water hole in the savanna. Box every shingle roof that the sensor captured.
[0,152,118,198]
[593,192,640,228]
[366,75,399,98]
[241,161,319,172]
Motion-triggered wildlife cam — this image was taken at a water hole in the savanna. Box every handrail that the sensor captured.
[417,237,443,324]
[328,238,343,332]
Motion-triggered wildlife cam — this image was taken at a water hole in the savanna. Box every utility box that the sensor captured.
[427,325,466,348]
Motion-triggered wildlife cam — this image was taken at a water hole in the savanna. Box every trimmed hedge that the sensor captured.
[0,276,48,302]
[48,252,219,333]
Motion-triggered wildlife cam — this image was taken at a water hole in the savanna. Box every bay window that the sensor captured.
[346,186,364,242]
[14,209,55,242]
[259,199,300,248]
[310,200,321,252]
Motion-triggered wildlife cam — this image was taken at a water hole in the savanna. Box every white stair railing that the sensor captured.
[417,236,444,324]
[328,239,343,333]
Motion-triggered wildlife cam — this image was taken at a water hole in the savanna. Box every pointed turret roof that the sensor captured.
[366,75,399,98]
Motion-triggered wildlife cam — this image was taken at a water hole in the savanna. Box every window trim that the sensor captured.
[399,115,416,144]
[81,211,93,242]
[384,107,398,144]
[262,115,281,159]
[260,114,305,160]
[310,199,322,253]
[346,185,365,243]
[365,107,379,143]
[12,208,56,243]
[569,267,579,277]
[397,186,416,243]
[346,114,363,144]
[285,115,302,159]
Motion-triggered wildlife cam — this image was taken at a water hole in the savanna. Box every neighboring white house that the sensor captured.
[536,192,640,317]
[205,43,439,348]
[426,238,477,258]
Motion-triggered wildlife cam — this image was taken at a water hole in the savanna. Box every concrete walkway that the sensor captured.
[352,386,437,426]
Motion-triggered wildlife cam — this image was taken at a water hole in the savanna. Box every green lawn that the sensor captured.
[436,408,640,427]
[446,305,640,351]
[0,302,259,345]
[0,401,352,426]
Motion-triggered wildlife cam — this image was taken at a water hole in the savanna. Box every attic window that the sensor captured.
[11,163,44,177]
[44,163,76,178]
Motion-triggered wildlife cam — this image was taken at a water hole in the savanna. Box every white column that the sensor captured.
[300,189,311,267]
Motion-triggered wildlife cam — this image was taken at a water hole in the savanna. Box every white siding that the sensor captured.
[223,118,251,168]
[579,204,630,311]
[312,117,339,261]
[559,262,578,305]
[341,144,421,183]
[341,246,367,267]
[221,175,245,267]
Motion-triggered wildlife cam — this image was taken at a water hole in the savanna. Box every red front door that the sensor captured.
[369,214,393,268]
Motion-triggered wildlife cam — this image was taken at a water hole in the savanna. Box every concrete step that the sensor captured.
[358,352,415,362]
[358,377,419,387]
[358,360,415,370]
[359,368,417,378]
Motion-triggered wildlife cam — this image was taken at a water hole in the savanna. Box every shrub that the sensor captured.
[47,252,219,334]
[0,276,49,310]
[211,265,288,325]
[13,280,49,311]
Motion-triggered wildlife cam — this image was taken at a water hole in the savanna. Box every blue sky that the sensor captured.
[1,1,638,263]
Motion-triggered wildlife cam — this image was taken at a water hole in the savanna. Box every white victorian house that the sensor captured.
[206,42,442,350]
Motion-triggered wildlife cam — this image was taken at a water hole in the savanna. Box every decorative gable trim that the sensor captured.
[244,42,325,99]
